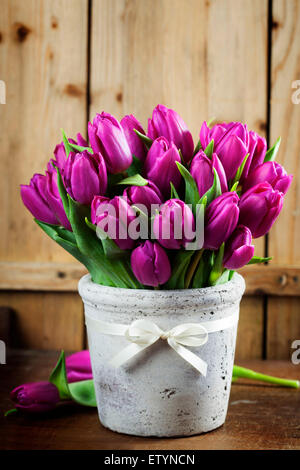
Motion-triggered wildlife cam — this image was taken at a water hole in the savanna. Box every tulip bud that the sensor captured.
[66,350,93,383]
[144,137,181,198]
[223,225,254,269]
[239,182,284,238]
[190,150,227,197]
[204,192,240,250]
[120,114,147,162]
[199,121,266,181]
[123,180,163,213]
[20,174,58,225]
[242,161,292,195]
[88,112,132,174]
[240,131,267,181]
[46,170,72,230]
[131,241,171,286]
[10,381,60,413]
[63,150,107,205]
[147,104,194,163]
[91,195,136,250]
[153,199,195,250]
[51,133,88,171]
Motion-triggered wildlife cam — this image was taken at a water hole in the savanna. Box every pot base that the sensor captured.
[98,412,226,438]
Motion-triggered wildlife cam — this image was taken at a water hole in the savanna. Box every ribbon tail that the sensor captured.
[168,338,208,376]
[109,340,157,368]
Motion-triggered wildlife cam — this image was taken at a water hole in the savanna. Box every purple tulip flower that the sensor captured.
[20,174,59,225]
[242,161,293,195]
[91,195,136,250]
[66,350,93,383]
[10,382,60,413]
[204,192,240,250]
[190,150,228,197]
[123,180,163,214]
[63,150,107,205]
[240,131,267,182]
[153,199,195,250]
[51,133,88,171]
[88,112,132,174]
[46,170,72,230]
[147,104,194,163]
[131,241,171,286]
[223,225,254,269]
[120,114,147,162]
[144,137,181,198]
[239,182,284,238]
[200,121,266,181]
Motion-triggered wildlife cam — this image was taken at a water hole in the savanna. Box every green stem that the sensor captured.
[184,249,204,289]
[233,365,299,389]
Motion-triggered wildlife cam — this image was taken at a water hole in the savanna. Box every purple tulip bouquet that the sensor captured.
[21,105,292,289]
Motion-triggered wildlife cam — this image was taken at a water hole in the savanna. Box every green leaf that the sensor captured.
[207,117,216,127]
[127,155,143,177]
[199,168,222,206]
[209,243,225,286]
[50,351,98,407]
[85,217,96,232]
[214,269,231,285]
[164,250,195,289]
[247,256,272,265]
[264,137,281,162]
[117,174,148,187]
[192,251,214,288]
[67,195,128,287]
[49,351,71,400]
[68,142,93,154]
[133,129,153,149]
[68,380,97,407]
[170,182,180,199]
[230,181,239,192]
[61,129,72,157]
[193,139,202,156]
[35,219,109,283]
[231,153,250,185]
[4,408,18,417]
[95,225,127,260]
[55,166,70,219]
[68,196,141,288]
[204,139,214,158]
[176,161,200,213]
[191,255,206,288]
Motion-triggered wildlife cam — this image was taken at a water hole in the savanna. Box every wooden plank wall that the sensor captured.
[0,0,299,359]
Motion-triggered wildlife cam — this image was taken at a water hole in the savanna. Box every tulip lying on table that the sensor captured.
[5,350,299,416]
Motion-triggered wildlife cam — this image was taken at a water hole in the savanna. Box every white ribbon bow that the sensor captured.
[85,313,238,377]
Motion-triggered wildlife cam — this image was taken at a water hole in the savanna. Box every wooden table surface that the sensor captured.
[0,350,300,450]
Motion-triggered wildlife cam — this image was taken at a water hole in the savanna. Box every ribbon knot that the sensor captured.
[85,313,239,377]
[160,331,170,340]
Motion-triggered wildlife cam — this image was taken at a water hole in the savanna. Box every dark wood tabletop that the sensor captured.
[0,350,300,450]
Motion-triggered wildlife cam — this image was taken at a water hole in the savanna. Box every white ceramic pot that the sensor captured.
[78,273,245,437]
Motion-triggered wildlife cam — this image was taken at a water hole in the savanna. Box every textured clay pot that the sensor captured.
[78,273,245,437]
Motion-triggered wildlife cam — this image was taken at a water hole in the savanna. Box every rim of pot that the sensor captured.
[78,273,245,311]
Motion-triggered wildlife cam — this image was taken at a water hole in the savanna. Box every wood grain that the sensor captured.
[0,291,84,350]
[267,0,300,358]
[1,351,299,449]
[0,0,88,264]
[2,262,300,295]
[0,0,88,350]
[235,296,264,360]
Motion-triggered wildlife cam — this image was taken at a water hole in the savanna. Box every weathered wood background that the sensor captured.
[0,0,299,359]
